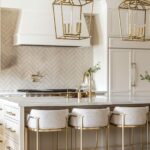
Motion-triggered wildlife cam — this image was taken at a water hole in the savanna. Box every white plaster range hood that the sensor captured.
[13,0,91,47]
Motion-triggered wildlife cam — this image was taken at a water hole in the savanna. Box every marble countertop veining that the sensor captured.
[0,95,150,107]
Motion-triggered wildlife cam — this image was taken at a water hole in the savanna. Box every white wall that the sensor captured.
[93,0,108,91]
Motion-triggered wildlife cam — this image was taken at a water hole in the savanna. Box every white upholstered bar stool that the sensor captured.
[69,108,110,150]
[26,109,69,150]
[110,107,149,150]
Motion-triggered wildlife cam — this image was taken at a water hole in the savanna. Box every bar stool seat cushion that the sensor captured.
[110,107,149,126]
[69,108,110,128]
[27,109,69,130]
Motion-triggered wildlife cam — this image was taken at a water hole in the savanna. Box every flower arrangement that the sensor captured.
[84,62,101,76]
[140,71,150,82]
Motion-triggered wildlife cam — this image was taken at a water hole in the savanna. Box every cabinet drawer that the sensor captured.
[4,105,19,121]
[5,138,18,150]
[4,120,19,143]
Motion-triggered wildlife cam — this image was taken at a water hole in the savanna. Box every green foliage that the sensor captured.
[85,62,101,76]
[140,71,150,82]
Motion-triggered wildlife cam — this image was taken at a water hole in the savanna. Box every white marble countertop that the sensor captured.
[0,95,150,107]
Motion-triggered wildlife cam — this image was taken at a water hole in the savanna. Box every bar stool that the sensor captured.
[69,108,110,150]
[110,106,149,150]
[26,109,69,150]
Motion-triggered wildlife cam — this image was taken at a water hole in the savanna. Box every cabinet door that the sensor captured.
[109,49,132,95]
[133,50,150,96]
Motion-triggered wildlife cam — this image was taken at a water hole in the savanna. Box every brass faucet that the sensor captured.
[83,72,93,102]
[31,72,44,82]
[78,72,93,102]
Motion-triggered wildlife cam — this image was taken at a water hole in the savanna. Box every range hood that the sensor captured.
[14,2,91,47]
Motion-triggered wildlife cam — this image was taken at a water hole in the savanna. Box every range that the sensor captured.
[17,89,88,98]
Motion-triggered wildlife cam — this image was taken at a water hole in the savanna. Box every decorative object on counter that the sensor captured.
[79,62,100,102]
[31,71,44,82]
[140,71,150,82]
[52,0,94,40]
[118,0,150,41]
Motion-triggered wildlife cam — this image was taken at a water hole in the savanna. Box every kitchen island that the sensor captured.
[0,96,150,150]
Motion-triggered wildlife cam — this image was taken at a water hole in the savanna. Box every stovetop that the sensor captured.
[17,89,87,98]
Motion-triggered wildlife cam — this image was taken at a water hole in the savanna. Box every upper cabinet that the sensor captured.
[1,0,94,47]
[110,48,150,96]
[109,38,150,96]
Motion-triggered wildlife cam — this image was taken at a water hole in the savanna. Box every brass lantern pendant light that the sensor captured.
[52,0,94,40]
[118,0,150,41]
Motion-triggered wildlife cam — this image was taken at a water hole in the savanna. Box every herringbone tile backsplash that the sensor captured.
[0,8,93,91]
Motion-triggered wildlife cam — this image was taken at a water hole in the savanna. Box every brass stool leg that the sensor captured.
[106,126,109,150]
[57,132,59,150]
[95,130,99,150]
[80,127,83,150]
[80,117,83,150]
[147,119,149,150]
[71,128,72,150]
[131,128,134,150]
[141,128,144,150]
[121,114,125,150]
[75,129,77,150]
[36,118,40,150]
[66,127,68,150]
[27,128,30,150]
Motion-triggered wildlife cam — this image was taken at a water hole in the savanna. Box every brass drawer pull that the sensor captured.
[6,127,16,133]
[6,146,15,150]
[0,140,3,143]
[6,111,16,116]
[0,123,3,126]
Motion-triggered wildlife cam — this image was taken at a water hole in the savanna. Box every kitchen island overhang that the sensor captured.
[1,96,150,150]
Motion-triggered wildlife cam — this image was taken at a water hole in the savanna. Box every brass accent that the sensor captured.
[52,0,94,40]
[6,111,16,116]
[110,112,149,150]
[5,126,16,133]
[6,146,15,150]
[118,0,150,41]
[81,71,95,102]
[27,116,68,150]
[31,72,44,82]
[78,89,82,103]
[69,113,109,150]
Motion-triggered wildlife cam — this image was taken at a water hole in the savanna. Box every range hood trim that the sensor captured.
[14,33,91,47]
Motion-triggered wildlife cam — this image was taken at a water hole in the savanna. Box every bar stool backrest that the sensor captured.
[111,107,149,126]
[70,108,110,128]
[27,109,69,130]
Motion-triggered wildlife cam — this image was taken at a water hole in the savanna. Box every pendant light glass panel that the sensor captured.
[52,0,93,40]
[118,0,150,41]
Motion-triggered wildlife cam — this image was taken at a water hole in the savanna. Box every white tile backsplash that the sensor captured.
[0,8,93,90]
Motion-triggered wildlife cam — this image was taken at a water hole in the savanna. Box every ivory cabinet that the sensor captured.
[109,49,150,96]
[0,100,23,150]
[109,49,132,95]
[0,102,4,150]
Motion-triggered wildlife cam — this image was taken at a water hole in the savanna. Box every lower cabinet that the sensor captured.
[109,49,150,96]
[0,101,20,150]
[5,136,18,150]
